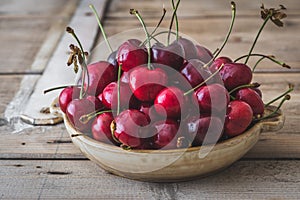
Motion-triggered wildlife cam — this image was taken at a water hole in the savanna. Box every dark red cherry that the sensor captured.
[186,116,223,146]
[84,61,117,96]
[66,98,95,132]
[194,84,230,113]
[138,102,162,122]
[152,119,179,149]
[195,45,213,64]
[235,88,264,116]
[120,71,130,83]
[107,50,118,68]
[117,39,148,72]
[86,95,103,111]
[209,56,232,73]
[129,66,168,102]
[154,87,186,119]
[113,109,152,148]
[177,37,198,60]
[180,59,212,88]
[58,86,80,113]
[253,87,262,98]
[219,63,252,91]
[225,100,253,137]
[151,41,184,70]
[92,112,117,145]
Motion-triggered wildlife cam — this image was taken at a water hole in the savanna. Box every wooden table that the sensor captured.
[1,0,299,199]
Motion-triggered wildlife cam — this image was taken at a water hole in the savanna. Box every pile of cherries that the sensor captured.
[55,2,291,150]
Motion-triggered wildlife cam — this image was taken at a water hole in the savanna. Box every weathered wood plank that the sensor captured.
[0,160,299,199]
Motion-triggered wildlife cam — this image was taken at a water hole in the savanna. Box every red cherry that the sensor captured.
[194,84,230,113]
[154,87,186,119]
[117,39,148,72]
[151,41,184,70]
[152,119,179,149]
[92,112,117,145]
[58,86,80,113]
[84,61,117,96]
[225,100,253,137]
[138,102,162,122]
[129,66,168,102]
[186,116,223,146]
[107,50,118,68]
[195,45,213,64]
[209,56,232,73]
[177,37,198,60]
[66,99,95,132]
[219,63,252,91]
[120,71,130,83]
[113,109,152,148]
[235,88,264,116]
[86,95,104,111]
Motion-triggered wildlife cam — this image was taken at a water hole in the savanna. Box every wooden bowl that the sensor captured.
[53,101,284,182]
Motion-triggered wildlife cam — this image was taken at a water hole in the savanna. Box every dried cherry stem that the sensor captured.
[256,95,290,121]
[90,4,113,53]
[184,64,224,96]
[214,1,236,58]
[167,0,180,45]
[117,64,122,115]
[79,110,112,124]
[265,85,294,107]
[229,82,260,94]
[130,9,153,70]
[66,27,89,99]
[43,85,80,94]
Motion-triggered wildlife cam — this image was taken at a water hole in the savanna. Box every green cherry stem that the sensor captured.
[244,13,272,64]
[89,4,113,53]
[214,1,236,58]
[80,110,112,124]
[171,0,179,40]
[43,84,80,94]
[66,27,89,99]
[130,9,152,70]
[265,85,294,107]
[229,82,260,94]
[167,0,180,45]
[117,64,122,115]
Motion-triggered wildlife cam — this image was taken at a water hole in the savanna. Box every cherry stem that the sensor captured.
[214,1,236,58]
[66,27,89,99]
[184,64,224,96]
[89,4,113,53]
[229,82,260,94]
[244,13,272,65]
[256,95,290,121]
[142,31,176,46]
[265,85,294,107]
[167,0,180,45]
[110,120,121,144]
[80,110,112,124]
[43,85,80,94]
[130,9,152,70]
[117,64,122,115]
[171,0,179,40]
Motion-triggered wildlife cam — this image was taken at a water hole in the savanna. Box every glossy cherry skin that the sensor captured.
[138,102,162,123]
[66,99,95,132]
[113,109,152,148]
[195,45,213,64]
[92,112,117,145]
[107,50,118,68]
[129,66,168,102]
[86,95,103,111]
[151,41,185,70]
[219,63,252,91]
[84,61,117,96]
[235,88,264,116]
[154,87,186,119]
[180,59,212,89]
[117,39,148,72]
[186,116,223,146]
[194,83,230,113]
[120,71,130,83]
[58,86,80,113]
[152,119,179,149]
[225,100,253,137]
[209,56,232,73]
[177,37,198,60]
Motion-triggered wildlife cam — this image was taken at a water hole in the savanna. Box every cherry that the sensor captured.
[224,100,253,137]
[86,95,103,111]
[138,102,161,122]
[120,71,130,83]
[209,56,232,73]
[84,61,117,96]
[58,86,80,113]
[186,116,223,146]
[117,39,148,72]
[152,119,179,149]
[107,50,119,69]
[91,112,117,145]
[151,41,184,70]
[154,86,186,119]
[180,59,212,89]
[193,83,230,113]
[129,66,168,102]
[219,63,252,91]
[112,109,152,148]
[253,87,262,98]
[235,88,264,116]
[177,37,198,60]
[195,45,213,64]
[66,98,95,132]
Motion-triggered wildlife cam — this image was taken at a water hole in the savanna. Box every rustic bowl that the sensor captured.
[52,100,284,182]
